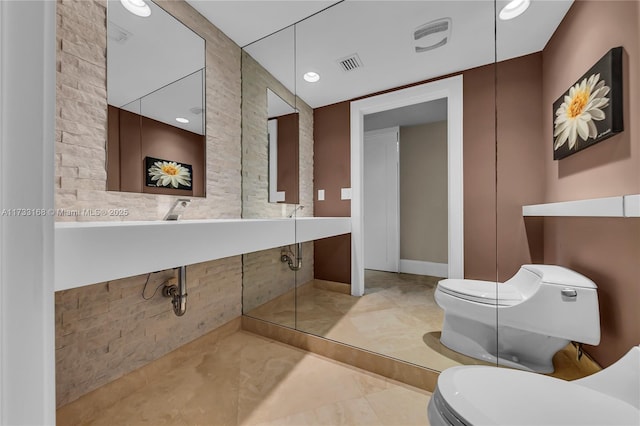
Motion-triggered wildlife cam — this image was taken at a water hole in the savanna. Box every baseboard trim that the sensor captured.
[242,315,438,392]
[399,259,448,277]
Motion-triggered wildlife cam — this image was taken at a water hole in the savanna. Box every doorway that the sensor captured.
[350,76,464,296]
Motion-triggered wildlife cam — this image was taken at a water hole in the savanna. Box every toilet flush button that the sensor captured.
[561,288,577,300]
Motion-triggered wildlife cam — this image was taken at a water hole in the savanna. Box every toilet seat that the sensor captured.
[437,279,522,306]
[432,366,640,426]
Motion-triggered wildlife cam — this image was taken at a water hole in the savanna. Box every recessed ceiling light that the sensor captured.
[499,0,530,20]
[303,72,320,83]
[176,117,189,124]
[120,0,151,18]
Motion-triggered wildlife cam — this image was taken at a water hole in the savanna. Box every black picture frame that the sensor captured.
[145,156,193,190]
[553,47,623,160]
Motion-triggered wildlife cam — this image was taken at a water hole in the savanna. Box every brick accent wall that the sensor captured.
[240,52,314,219]
[55,257,242,406]
[55,0,241,221]
[55,0,246,407]
[242,242,314,313]
[54,0,317,408]
[240,50,315,315]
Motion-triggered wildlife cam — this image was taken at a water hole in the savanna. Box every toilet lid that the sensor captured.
[437,279,522,306]
[437,366,640,426]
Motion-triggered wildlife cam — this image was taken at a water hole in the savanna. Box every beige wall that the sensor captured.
[400,122,448,264]
[539,0,640,368]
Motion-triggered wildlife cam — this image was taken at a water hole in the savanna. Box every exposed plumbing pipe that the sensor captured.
[163,266,187,316]
[281,243,303,271]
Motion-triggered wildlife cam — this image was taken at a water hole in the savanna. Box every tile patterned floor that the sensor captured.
[57,330,432,426]
[247,270,601,379]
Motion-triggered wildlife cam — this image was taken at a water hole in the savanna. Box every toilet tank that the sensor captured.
[502,265,600,345]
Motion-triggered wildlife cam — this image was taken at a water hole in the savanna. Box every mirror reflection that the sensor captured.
[241,0,608,381]
[267,89,299,204]
[240,26,298,329]
[106,0,206,196]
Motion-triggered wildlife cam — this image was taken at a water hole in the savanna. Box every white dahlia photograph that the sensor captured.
[148,160,192,189]
[553,72,610,151]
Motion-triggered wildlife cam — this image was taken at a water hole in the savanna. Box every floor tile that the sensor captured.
[58,330,430,426]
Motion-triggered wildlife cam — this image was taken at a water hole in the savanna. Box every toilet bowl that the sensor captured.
[427,345,640,426]
[435,265,600,373]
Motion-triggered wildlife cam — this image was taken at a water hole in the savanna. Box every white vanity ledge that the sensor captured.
[295,217,352,242]
[55,217,351,291]
[624,194,640,217]
[522,194,640,217]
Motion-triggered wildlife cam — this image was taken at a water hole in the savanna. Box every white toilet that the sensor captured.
[427,345,640,426]
[435,265,600,373]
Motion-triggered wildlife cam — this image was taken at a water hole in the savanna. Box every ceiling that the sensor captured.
[108,0,205,134]
[187,0,339,48]
[187,0,573,109]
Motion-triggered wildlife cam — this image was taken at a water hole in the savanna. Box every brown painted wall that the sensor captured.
[276,113,299,204]
[141,116,205,197]
[462,65,498,281]
[313,102,351,217]
[314,235,352,284]
[540,0,640,367]
[544,218,640,368]
[542,0,640,202]
[107,106,206,197]
[313,102,351,283]
[312,65,501,283]
[496,54,545,281]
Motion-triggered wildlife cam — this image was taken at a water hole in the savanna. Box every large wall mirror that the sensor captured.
[106,0,206,196]
[238,0,625,380]
[240,25,299,329]
[241,25,300,218]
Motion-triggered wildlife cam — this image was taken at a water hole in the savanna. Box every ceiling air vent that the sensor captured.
[107,21,132,44]
[413,18,451,53]
[337,54,363,72]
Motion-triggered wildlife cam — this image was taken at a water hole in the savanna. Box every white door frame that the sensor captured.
[350,75,464,296]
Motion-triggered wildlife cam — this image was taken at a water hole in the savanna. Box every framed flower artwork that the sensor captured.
[145,157,193,190]
[553,47,623,160]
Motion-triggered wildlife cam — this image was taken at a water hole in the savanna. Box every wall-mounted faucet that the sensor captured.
[288,205,304,218]
[164,198,191,220]
[281,243,303,271]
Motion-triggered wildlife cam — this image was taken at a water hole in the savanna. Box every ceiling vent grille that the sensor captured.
[337,54,363,72]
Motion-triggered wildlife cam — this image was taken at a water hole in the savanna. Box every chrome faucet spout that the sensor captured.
[164,198,191,220]
[288,205,304,218]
